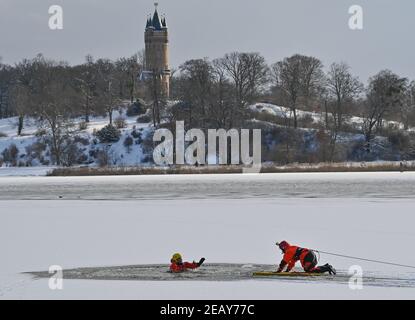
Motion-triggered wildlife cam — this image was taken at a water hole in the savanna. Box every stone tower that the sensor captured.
[143,3,170,98]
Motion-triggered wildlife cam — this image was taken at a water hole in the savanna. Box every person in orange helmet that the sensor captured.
[169,253,206,273]
[276,241,336,275]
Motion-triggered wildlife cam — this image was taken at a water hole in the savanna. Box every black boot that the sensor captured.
[324,264,336,275]
[318,264,336,275]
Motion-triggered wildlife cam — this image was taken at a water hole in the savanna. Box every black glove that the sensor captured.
[197,258,206,267]
[277,261,286,273]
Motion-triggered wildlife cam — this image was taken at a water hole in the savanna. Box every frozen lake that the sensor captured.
[1,173,415,299]
[1,197,415,299]
[0,172,415,200]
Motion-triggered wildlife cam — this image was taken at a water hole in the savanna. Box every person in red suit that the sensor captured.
[169,253,205,273]
[276,241,336,275]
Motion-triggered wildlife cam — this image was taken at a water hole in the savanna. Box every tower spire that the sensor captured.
[151,2,162,30]
[145,15,151,29]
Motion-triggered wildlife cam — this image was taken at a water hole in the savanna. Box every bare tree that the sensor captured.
[272,55,324,128]
[210,59,235,128]
[95,59,121,125]
[147,71,163,126]
[0,59,13,119]
[115,53,144,103]
[301,56,325,108]
[175,59,214,127]
[29,56,77,165]
[9,84,30,136]
[72,55,97,123]
[326,62,363,159]
[218,52,269,126]
[401,81,415,129]
[13,59,37,134]
[363,70,408,146]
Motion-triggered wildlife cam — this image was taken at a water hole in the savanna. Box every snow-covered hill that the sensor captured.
[0,109,154,168]
[0,102,414,169]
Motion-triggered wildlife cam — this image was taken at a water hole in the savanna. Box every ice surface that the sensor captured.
[0,172,415,200]
[1,197,415,299]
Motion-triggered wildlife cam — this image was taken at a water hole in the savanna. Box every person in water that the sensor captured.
[169,253,206,273]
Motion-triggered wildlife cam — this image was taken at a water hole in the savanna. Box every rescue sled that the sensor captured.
[253,271,326,277]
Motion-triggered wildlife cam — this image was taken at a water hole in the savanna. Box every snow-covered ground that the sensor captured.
[0,109,153,168]
[249,102,412,131]
[0,166,55,177]
[0,110,139,140]
[1,174,415,299]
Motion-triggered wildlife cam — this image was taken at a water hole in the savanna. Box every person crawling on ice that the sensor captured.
[276,241,336,275]
[169,253,205,273]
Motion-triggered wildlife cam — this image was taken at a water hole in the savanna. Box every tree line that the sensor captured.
[0,53,145,126]
[1,52,415,164]
[171,53,415,159]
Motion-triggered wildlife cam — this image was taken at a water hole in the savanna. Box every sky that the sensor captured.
[0,0,414,83]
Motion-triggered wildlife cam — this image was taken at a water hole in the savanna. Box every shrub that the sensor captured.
[73,136,90,146]
[252,111,288,126]
[123,136,134,153]
[79,121,88,131]
[298,114,315,128]
[114,117,127,129]
[126,101,146,117]
[8,143,18,160]
[1,144,19,165]
[96,149,112,167]
[89,149,97,158]
[96,125,121,143]
[40,158,50,166]
[35,128,47,137]
[131,129,142,139]
[78,153,89,164]
[315,129,331,162]
[25,141,47,160]
[341,122,360,134]
[137,113,152,124]
[388,131,410,152]
[61,142,83,167]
